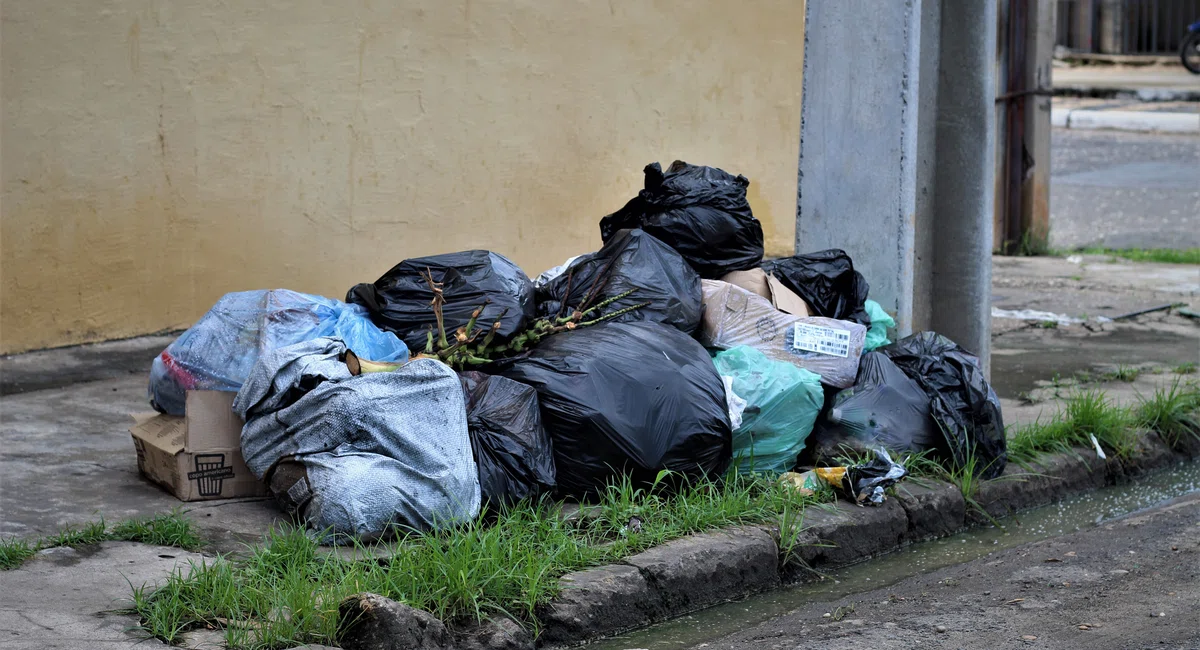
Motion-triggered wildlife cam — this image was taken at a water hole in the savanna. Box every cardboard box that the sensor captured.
[719,268,811,317]
[700,280,865,389]
[129,391,267,501]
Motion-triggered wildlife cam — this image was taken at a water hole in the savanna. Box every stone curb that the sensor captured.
[537,431,1195,648]
[1050,107,1200,133]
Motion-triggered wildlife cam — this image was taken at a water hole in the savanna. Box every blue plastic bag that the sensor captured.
[863,299,895,351]
[712,346,824,475]
[149,289,408,415]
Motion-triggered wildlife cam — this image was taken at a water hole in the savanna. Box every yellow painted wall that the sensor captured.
[1,0,804,354]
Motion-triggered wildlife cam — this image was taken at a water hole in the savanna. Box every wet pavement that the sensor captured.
[592,464,1200,650]
[673,490,1200,650]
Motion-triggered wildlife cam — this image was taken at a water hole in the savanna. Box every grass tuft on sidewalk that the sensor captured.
[0,510,202,571]
[1009,382,1200,462]
[1135,379,1200,450]
[130,472,826,648]
[1066,247,1200,265]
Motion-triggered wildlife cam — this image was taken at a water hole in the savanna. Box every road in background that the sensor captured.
[1049,128,1200,250]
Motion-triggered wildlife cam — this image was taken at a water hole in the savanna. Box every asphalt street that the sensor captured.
[1050,128,1200,250]
[687,491,1200,650]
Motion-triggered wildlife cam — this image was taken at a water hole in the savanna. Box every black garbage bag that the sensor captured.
[881,332,1007,479]
[762,250,870,325]
[599,161,763,279]
[809,352,941,463]
[459,371,557,506]
[347,250,534,352]
[536,229,702,335]
[499,321,732,497]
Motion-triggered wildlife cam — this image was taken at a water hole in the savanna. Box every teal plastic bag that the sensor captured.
[712,346,824,475]
[864,299,895,351]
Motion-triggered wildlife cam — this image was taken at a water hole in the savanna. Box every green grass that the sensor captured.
[0,538,36,571]
[1008,389,1137,463]
[1100,365,1141,383]
[1175,362,1197,375]
[1135,380,1200,451]
[0,511,201,571]
[1066,247,1200,265]
[130,472,828,648]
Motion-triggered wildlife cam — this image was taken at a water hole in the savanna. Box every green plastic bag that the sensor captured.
[712,346,824,475]
[864,299,895,351]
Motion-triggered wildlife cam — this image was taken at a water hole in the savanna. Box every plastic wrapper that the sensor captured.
[149,290,408,415]
[536,229,702,335]
[837,449,908,505]
[459,371,557,506]
[235,338,479,543]
[713,346,824,475]
[762,250,871,325]
[346,250,534,352]
[499,321,732,497]
[809,352,940,463]
[882,332,1007,479]
[863,299,895,351]
[599,161,763,279]
[699,280,866,388]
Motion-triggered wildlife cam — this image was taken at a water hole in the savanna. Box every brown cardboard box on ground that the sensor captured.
[700,280,865,388]
[129,391,267,501]
[719,268,811,317]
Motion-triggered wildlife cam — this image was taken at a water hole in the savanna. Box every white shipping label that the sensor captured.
[791,323,850,358]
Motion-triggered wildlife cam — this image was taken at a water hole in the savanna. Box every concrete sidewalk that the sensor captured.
[1050,63,1200,132]
[1051,96,1200,133]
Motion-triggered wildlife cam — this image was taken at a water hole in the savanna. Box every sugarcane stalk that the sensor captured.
[420,269,451,349]
[579,301,651,327]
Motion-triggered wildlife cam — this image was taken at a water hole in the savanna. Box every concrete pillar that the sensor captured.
[795,0,927,336]
[797,0,996,370]
[929,0,997,372]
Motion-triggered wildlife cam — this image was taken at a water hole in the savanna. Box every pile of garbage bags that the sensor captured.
[147,160,1005,542]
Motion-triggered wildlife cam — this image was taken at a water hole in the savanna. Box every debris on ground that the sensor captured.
[700,280,866,388]
[131,160,1010,549]
[713,346,823,475]
[148,289,409,415]
[497,320,732,497]
[599,160,763,279]
[235,338,480,543]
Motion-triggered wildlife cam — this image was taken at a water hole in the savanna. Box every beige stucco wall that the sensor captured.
[1,0,805,354]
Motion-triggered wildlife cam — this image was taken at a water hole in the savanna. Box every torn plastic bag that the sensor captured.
[599,161,763,279]
[863,299,895,351]
[882,332,1007,479]
[459,371,557,505]
[149,290,408,416]
[712,346,824,475]
[498,321,731,497]
[533,255,581,289]
[761,250,871,324]
[809,449,907,505]
[235,338,479,542]
[809,351,939,463]
[346,250,534,353]
[536,229,703,335]
[700,280,866,388]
